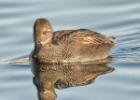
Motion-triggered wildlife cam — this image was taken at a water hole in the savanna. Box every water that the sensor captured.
[0,0,140,100]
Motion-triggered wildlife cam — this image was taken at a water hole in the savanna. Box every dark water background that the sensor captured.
[0,0,140,100]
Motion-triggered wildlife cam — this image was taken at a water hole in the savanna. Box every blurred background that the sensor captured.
[0,0,140,100]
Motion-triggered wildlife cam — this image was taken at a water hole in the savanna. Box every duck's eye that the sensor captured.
[42,31,47,35]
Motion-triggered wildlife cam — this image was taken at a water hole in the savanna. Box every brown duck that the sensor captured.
[32,18,114,63]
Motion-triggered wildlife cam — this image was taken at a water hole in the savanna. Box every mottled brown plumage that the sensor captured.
[32,18,114,63]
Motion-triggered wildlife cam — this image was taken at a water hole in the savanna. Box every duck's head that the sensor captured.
[33,18,53,47]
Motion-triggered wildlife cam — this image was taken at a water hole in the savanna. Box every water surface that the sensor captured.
[0,0,140,100]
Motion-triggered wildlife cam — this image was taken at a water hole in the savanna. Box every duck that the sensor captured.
[31,18,114,63]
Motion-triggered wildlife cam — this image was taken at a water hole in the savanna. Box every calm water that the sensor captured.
[0,0,140,100]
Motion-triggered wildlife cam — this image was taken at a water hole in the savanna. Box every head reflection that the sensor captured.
[32,62,114,100]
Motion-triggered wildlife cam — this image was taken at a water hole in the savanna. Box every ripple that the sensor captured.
[0,0,140,100]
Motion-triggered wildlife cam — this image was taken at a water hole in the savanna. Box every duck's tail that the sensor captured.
[109,36,116,43]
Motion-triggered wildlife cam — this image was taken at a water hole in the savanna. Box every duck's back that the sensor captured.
[52,29,113,45]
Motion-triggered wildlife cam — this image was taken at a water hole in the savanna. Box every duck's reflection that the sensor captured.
[32,62,114,100]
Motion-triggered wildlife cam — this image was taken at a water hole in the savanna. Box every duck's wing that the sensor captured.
[52,30,74,44]
[79,32,114,48]
[52,29,114,46]
[73,30,115,47]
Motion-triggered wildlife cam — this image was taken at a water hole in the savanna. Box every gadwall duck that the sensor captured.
[31,18,114,63]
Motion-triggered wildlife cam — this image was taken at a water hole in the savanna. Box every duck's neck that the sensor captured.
[33,41,52,58]
[43,41,52,48]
